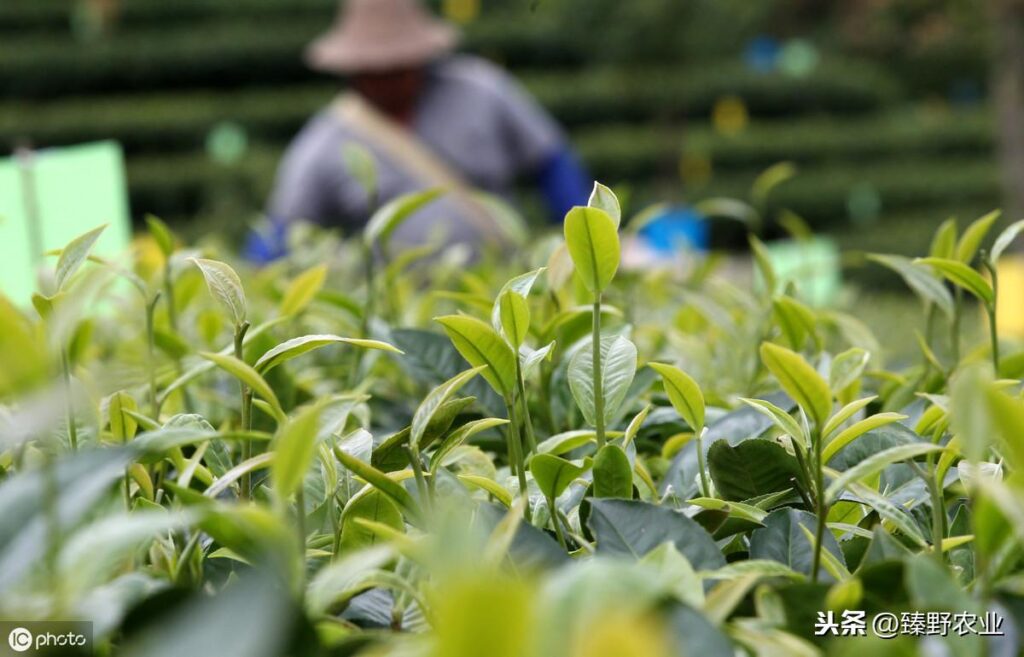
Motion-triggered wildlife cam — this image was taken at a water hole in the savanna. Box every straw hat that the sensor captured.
[306,0,459,74]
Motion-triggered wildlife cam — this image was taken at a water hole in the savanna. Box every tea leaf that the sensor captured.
[707,440,804,502]
[739,398,803,444]
[192,258,247,325]
[529,453,591,500]
[435,315,517,397]
[569,335,638,426]
[991,219,1024,263]
[749,508,844,578]
[338,489,403,552]
[759,342,832,429]
[825,443,944,502]
[430,418,509,473]
[411,366,485,449]
[828,347,870,393]
[587,498,725,568]
[821,412,907,463]
[145,215,176,258]
[334,447,423,524]
[588,181,621,226]
[107,391,138,443]
[279,263,327,316]
[929,218,958,259]
[867,254,954,318]
[341,143,378,201]
[749,235,777,296]
[272,402,325,499]
[200,352,284,421]
[592,443,633,498]
[491,268,544,333]
[955,209,1000,263]
[254,334,401,374]
[457,474,513,507]
[914,257,994,305]
[498,290,530,348]
[772,296,818,351]
[563,205,620,294]
[55,224,107,291]
[649,362,705,434]
[820,396,877,440]
[363,188,442,248]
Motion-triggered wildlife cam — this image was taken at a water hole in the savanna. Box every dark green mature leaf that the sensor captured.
[749,508,845,579]
[563,206,620,294]
[592,444,633,499]
[587,499,725,569]
[665,604,735,657]
[707,440,805,502]
[56,224,107,291]
[568,335,637,427]
[192,258,247,325]
[825,443,944,502]
[429,418,509,473]
[435,315,516,397]
[759,342,832,429]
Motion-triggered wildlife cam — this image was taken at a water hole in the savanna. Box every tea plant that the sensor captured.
[0,182,1023,657]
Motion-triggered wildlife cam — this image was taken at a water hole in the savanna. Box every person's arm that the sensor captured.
[491,65,591,221]
[245,118,341,263]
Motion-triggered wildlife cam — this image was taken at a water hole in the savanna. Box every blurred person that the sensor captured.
[247,0,590,261]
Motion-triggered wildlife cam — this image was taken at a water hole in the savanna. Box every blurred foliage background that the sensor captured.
[0,0,1013,279]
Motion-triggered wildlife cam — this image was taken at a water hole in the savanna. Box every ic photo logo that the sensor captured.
[7,627,32,653]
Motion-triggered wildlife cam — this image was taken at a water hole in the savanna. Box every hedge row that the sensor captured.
[121,143,999,225]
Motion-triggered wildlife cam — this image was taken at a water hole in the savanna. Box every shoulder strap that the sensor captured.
[329,93,505,245]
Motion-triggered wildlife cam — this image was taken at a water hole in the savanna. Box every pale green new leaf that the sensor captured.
[279,264,327,316]
[650,362,705,433]
[821,413,908,463]
[821,396,877,440]
[435,315,516,396]
[56,224,107,291]
[255,334,402,374]
[411,366,486,449]
[490,268,544,334]
[333,447,423,524]
[568,335,637,426]
[146,215,175,257]
[363,188,442,247]
[955,209,1000,263]
[192,258,247,325]
[759,342,832,429]
[429,418,509,473]
[739,398,803,444]
[199,352,284,421]
[588,181,621,226]
[991,219,1024,263]
[498,290,530,348]
[915,257,994,305]
[867,254,953,318]
[829,347,870,393]
[825,443,944,502]
[272,402,325,499]
[529,453,591,500]
[563,206,620,294]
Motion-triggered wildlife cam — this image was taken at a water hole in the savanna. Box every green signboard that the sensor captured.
[0,141,132,306]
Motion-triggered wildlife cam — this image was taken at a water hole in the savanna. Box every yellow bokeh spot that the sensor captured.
[679,152,713,187]
[571,612,672,657]
[996,255,1024,338]
[712,96,749,136]
[443,0,480,24]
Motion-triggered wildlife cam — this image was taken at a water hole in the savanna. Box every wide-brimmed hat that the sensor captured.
[306,0,458,74]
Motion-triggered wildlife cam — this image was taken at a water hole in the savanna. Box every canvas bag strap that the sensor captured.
[330,93,504,244]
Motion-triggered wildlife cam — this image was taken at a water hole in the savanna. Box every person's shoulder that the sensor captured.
[284,103,353,158]
[433,54,519,98]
